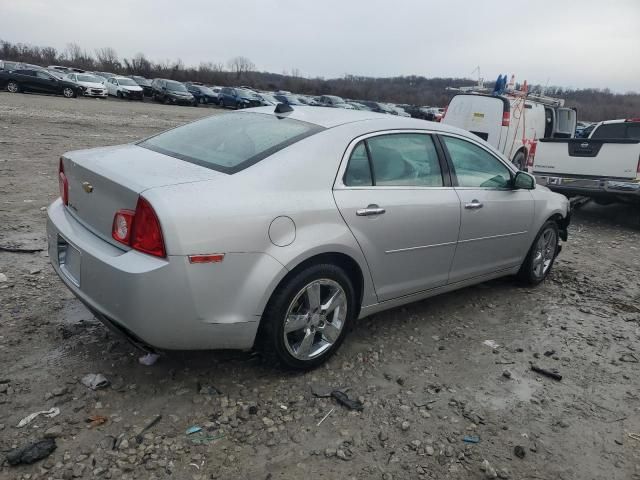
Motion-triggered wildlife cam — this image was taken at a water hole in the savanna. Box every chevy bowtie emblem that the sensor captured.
[82,182,94,193]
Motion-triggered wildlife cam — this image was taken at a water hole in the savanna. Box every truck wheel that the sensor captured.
[517,220,559,285]
[512,151,526,171]
[259,264,356,370]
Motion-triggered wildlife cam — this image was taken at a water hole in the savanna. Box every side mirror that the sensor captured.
[513,171,535,190]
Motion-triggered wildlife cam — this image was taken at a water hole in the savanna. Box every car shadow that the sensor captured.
[571,201,640,231]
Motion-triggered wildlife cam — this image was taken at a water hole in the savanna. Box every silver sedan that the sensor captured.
[47,106,570,369]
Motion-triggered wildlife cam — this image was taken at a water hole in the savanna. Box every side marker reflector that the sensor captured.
[189,254,225,264]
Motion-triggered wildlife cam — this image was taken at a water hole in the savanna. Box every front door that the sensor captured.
[440,135,534,283]
[334,132,461,301]
[34,70,59,93]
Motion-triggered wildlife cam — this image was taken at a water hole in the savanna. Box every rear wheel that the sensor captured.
[259,264,356,369]
[518,221,559,285]
[7,81,20,93]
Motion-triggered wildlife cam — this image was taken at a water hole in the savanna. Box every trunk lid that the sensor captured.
[62,144,222,246]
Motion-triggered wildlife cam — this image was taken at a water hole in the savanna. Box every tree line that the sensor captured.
[2,39,638,121]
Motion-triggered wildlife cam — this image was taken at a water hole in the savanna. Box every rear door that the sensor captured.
[441,135,534,282]
[333,132,461,301]
[443,95,506,150]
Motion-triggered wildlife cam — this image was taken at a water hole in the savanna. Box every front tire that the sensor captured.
[259,264,356,370]
[62,87,76,98]
[517,220,559,285]
[7,81,20,93]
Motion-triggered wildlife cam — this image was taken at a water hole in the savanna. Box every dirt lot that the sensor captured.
[1,92,639,480]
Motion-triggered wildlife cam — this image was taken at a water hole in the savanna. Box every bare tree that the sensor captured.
[227,56,255,79]
[95,47,120,71]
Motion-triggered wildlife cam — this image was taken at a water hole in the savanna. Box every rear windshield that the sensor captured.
[139,112,323,174]
[591,122,640,140]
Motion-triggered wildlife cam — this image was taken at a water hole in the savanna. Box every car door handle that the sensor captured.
[464,200,483,209]
[356,205,386,216]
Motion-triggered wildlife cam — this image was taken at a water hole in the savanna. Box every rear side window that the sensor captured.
[591,123,627,139]
[139,112,323,174]
[344,134,443,187]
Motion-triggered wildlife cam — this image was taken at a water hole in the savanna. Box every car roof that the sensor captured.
[242,106,467,132]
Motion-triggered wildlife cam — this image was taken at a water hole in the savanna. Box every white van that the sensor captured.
[442,93,577,169]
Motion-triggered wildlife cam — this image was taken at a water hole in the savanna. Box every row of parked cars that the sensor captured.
[0,61,446,119]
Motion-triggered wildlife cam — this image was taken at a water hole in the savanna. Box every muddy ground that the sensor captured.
[0,92,639,480]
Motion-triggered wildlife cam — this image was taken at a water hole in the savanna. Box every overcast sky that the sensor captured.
[1,0,638,92]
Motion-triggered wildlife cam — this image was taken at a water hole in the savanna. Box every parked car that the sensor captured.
[105,76,144,101]
[65,73,108,98]
[256,92,279,106]
[94,71,116,80]
[129,76,153,97]
[297,95,320,106]
[47,106,569,369]
[318,95,354,109]
[274,94,305,106]
[150,78,196,106]
[0,60,22,71]
[185,83,218,104]
[359,101,396,115]
[533,118,640,204]
[218,87,263,109]
[209,86,222,101]
[1,68,82,98]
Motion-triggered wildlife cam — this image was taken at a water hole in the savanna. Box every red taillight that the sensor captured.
[625,118,640,122]
[58,158,69,206]
[527,142,537,168]
[111,197,166,258]
[440,106,448,121]
[502,111,510,127]
[636,154,640,177]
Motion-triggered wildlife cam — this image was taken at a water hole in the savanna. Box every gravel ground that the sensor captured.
[1,92,639,480]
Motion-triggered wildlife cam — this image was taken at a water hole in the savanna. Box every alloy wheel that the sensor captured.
[63,87,74,98]
[283,279,347,361]
[532,227,557,278]
[7,82,19,93]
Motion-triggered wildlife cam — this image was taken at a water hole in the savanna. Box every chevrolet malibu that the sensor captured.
[47,106,570,369]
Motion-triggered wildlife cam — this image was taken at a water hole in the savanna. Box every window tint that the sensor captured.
[368,134,443,186]
[36,71,52,79]
[344,142,373,186]
[443,136,511,188]
[626,123,640,140]
[139,112,323,174]
[591,123,627,139]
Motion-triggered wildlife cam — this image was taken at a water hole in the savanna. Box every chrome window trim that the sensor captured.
[334,129,450,191]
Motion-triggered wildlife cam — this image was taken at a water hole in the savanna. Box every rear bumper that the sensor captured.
[534,174,640,198]
[46,198,286,350]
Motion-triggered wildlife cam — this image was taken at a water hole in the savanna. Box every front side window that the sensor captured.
[344,134,443,187]
[442,136,511,188]
[139,112,323,174]
[36,71,52,80]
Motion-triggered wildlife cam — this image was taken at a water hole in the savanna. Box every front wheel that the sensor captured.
[62,87,76,98]
[7,81,20,93]
[517,221,559,285]
[259,264,356,369]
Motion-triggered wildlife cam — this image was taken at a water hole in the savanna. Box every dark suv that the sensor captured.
[185,82,218,104]
[1,68,82,98]
[218,87,263,109]
[151,78,196,106]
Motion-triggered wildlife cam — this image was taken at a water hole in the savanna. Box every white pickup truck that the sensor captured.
[532,119,640,204]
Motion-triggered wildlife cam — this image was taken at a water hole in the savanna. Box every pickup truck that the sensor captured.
[532,119,640,204]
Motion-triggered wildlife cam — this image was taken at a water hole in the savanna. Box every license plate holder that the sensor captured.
[58,236,81,287]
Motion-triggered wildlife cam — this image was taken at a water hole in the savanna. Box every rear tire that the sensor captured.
[259,264,356,370]
[62,87,76,98]
[7,81,20,93]
[517,220,559,285]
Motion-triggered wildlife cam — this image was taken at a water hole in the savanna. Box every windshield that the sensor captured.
[197,86,214,94]
[166,81,187,92]
[139,112,323,174]
[77,74,100,83]
[237,88,258,98]
[117,78,138,86]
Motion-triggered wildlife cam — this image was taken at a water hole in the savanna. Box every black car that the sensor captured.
[218,87,263,109]
[130,76,153,97]
[151,78,196,106]
[274,94,305,106]
[359,100,395,114]
[185,83,218,104]
[1,68,82,98]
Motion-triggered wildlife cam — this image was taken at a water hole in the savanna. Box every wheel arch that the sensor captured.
[546,212,569,241]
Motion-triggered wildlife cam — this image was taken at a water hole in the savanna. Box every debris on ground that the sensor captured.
[0,273,7,282]
[502,370,512,379]
[482,340,500,349]
[619,353,638,363]
[317,407,335,426]
[139,352,160,366]
[6,438,56,466]
[480,459,498,478]
[86,415,108,428]
[331,390,364,411]
[135,415,162,444]
[514,445,526,458]
[531,365,563,381]
[80,373,110,390]
[186,426,203,435]
[17,407,60,427]
[311,383,334,398]
[0,244,44,253]
[463,435,480,443]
